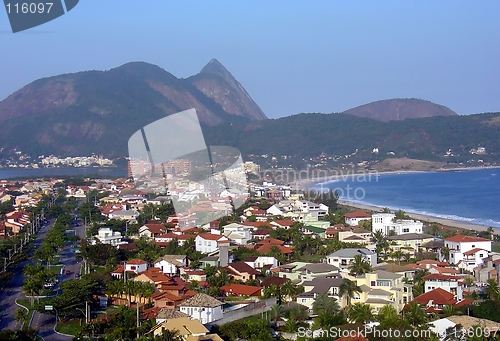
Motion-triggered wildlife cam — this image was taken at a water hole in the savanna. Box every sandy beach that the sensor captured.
[338,200,493,233]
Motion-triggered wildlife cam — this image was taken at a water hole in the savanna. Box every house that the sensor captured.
[244,256,279,270]
[139,224,168,239]
[220,283,262,297]
[270,220,295,229]
[195,233,230,254]
[252,229,271,240]
[179,293,224,324]
[151,291,185,309]
[223,262,260,282]
[125,259,148,274]
[325,248,377,271]
[344,211,371,226]
[254,238,293,255]
[409,288,460,313]
[346,270,413,313]
[372,213,423,235]
[154,308,188,323]
[223,224,253,245]
[387,233,435,254]
[294,263,340,282]
[154,255,187,276]
[338,228,373,245]
[372,263,416,281]
[92,227,123,246]
[439,232,492,271]
[423,274,464,301]
[152,317,211,338]
[297,277,346,310]
[260,276,290,288]
[474,254,500,283]
[134,268,172,287]
[108,209,138,221]
[181,270,207,284]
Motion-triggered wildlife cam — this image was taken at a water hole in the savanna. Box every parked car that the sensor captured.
[75,273,80,278]
[65,270,71,275]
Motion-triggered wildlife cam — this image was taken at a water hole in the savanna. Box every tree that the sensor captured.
[348,303,373,323]
[371,230,389,259]
[312,292,340,315]
[268,304,283,327]
[441,246,450,262]
[464,277,474,287]
[442,304,457,317]
[404,302,427,327]
[484,278,500,300]
[288,304,309,322]
[14,308,27,325]
[376,305,399,328]
[348,254,372,276]
[339,279,362,307]
[391,250,404,265]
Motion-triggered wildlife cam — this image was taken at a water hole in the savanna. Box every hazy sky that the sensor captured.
[0,1,499,118]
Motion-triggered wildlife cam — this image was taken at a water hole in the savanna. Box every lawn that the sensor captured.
[55,318,83,336]
[16,299,35,329]
[49,265,63,275]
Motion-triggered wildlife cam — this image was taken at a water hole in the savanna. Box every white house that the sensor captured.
[439,233,492,271]
[344,211,371,226]
[125,259,148,274]
[326,248,377,270]
[154,255,187,276]
[195,233,230,254]
[92,227,123,246]
[223,224,253,245]
[244,256,279,270]
[423,274,464,301]
[179,293,224,324]
[372,213,423,235]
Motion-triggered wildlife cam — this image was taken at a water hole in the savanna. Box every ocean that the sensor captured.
[314,168,500,228]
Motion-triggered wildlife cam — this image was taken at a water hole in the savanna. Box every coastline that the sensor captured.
[338,200,494,233]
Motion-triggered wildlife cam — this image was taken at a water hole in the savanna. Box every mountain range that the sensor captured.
[0,60,498,166]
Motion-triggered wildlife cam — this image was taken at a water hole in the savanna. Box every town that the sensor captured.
[0,171,499,341]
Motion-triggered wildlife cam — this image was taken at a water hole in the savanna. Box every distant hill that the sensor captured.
[203,111,500,168]
[342,98,458,122]
[0,60,266,157]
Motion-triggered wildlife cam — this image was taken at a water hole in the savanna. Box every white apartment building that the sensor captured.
[439,233,491,272]
[372,213,423,235]
[93,227,123,246]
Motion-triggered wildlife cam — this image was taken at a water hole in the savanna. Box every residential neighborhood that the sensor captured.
[0,175,499,341]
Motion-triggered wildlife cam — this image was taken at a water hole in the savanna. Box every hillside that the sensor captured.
[203,112,500,168]
[343,98,458,122]
[0,60,266,157]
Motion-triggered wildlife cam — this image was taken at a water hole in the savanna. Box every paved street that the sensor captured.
[0,218,53,331]
[0,209,86,340]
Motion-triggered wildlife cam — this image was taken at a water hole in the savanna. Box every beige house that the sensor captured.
[345,269,413,313]
[387,233,435,254]
[152,316,223,341]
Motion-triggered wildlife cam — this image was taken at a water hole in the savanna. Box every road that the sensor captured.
[0,217,54,331]
[0,209,87,341]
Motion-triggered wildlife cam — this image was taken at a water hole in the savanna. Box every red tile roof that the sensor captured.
[127,258,148,265]
[463,248,488,255]
[272,219,294,227]
[220,284,262,296]
[423,274,461,281]
[444,233,491,243]
[411,288,457,306]
[256,238,285,245]
[256,244,293,254]
[344,210,371,219]
[197,233,227,241]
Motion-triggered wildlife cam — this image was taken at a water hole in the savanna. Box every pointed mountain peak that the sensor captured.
[200,58,228,75]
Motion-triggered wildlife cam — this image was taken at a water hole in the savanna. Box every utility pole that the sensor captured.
[3,257,6,272]
[8,249,12,260]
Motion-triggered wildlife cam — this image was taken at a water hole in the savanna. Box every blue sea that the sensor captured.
[315,168,500,228]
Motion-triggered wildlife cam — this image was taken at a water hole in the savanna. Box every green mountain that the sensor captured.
[0,60,266,158]
[203,111,500,168]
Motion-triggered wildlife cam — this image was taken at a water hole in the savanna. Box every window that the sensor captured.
[480,254,484,257]
[371,281,376,286]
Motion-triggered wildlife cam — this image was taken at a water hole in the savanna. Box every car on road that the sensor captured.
[75,273,80,278]
[65,270,71,275]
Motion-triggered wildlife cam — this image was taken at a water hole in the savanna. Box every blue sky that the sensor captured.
[0,1,499,118]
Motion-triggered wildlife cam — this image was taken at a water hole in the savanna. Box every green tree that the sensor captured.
[312,292,340,315]
[348,303,374,324]
[376,305,399,328]
[404,302,428,327]
[14,308,27,325]
[268,304,283,327]
[442,304,457,318]
[485,278,500,300]
[348,254,372,276]
[339,279,362,307]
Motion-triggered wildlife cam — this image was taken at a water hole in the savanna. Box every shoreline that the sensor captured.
[288,165,500,188]
[338,200,494,233]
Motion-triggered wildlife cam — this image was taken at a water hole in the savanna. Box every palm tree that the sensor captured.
[284,318,298,333]
[464,277,474,287]
[339,279,362,307]
[441,246,450,263]
[14,308,27,325]
[348,303,373,323]
[391,250,404,265]
[23,278,40,306]
[376,305,399,327]
[280,280,298,302]
[269,304,283,327]
[348,254,372,276]
[124,280,136,307]
[312,292,340,315]
[289,304,309,322]
[371,230,389,259]
[485,278,500,300]
[404,302,427,327]
[188,280,201,292]
[442,304,457,317]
